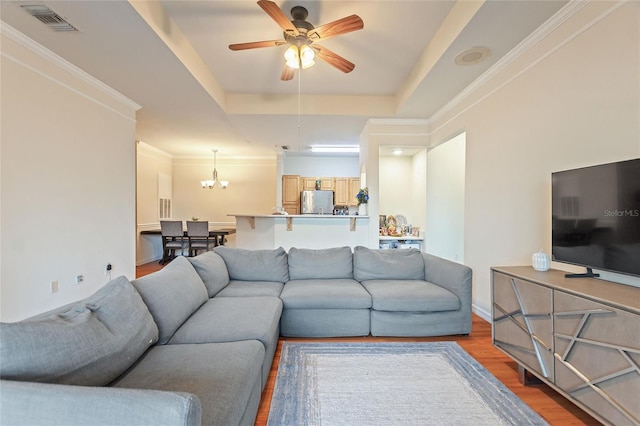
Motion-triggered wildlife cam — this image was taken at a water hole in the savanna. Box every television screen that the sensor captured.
[552,158,640,277]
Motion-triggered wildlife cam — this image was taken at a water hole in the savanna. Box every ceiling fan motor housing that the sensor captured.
[285,6,314,45]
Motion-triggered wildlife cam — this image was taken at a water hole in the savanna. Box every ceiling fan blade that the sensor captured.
[257,0,299,36]
[229,39,287,51]
[281,64,296,81]
[308,15,364,41]
[313,45,355,73]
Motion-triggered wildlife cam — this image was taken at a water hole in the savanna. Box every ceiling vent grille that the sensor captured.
[20,4,78,32]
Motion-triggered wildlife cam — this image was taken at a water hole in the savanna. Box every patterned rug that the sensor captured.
[267,342,548,426]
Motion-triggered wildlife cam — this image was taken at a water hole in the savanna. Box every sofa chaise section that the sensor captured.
[354,246,472,336]
[132,255,282,392]
[112,340,264,426]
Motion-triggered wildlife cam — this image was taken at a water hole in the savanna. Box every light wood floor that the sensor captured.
[137,261,600,426]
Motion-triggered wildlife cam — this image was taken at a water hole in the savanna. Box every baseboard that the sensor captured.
[136,256,161,266]
[472,304,491,322]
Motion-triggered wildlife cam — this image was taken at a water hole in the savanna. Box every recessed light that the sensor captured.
[393,149,403,155]
[454,46,491,66]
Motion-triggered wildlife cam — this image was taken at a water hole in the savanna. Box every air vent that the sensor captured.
[21,4,78,32]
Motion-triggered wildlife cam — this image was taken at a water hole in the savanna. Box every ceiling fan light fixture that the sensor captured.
[284,44,315,69]
[299,44,315,68]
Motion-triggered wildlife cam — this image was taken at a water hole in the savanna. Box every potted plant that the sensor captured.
[356,187,369,215]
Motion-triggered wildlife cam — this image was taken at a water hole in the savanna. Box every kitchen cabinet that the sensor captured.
[282,175,300,215]
[335,177,361,206]
[302,177,335,191]
[283,175,357,211]
[334,178,349,205]
[348,178,360,206]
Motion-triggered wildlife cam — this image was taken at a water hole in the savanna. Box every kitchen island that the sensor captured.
[230,214,371,250]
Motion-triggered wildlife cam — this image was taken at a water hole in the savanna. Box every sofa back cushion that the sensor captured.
[353,246,425,281]
[188,251,230,297]
[288,247,353,280]
[213,246,289,283]
[0,276,158,386]
[132,256,208,344]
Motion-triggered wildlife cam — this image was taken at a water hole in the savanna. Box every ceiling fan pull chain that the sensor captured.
[297,68,302,148]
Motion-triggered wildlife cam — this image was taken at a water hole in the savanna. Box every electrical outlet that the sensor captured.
[50,280,59,293]
[75,274,84,284]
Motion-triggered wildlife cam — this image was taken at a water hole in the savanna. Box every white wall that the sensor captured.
[172,157,278,224]
[379,153,427,233]
[426,133,465,262]
[1,27,139,321]
[136,142,173,264]
[379,156,412,218]
[428,1,640,318]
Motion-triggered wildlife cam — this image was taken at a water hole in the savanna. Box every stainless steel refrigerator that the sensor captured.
[300,190,334,214]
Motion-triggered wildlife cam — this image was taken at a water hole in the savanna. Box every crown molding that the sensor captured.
[430,0,590,125]
[1,20,141,112]
[136,141,174,159]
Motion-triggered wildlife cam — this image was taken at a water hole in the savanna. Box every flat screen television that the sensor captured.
[552,158,640,278]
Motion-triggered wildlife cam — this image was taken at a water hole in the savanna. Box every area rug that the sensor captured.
[267,342,548,426]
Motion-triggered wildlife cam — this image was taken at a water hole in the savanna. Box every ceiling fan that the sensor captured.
[229,1,364,81]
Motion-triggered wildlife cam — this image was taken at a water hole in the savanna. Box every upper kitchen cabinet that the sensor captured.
[336,177,361,206]
[302,177,335,191]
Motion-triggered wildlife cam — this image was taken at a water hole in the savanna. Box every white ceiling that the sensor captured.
[0,0,568,159]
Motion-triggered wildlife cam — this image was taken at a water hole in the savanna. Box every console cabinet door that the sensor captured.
[554,291,640,426]
[492,272,554,380]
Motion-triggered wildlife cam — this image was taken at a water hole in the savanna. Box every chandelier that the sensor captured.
[200,149,229,189]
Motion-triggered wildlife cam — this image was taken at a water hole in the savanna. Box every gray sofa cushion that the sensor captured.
[0,276,158,386]
[169,297,282,347]
[113,341,264,426]
[288,247,353,280]
[188,251,230,297]
[353,246,425,281]
[280,279,372,309]
[132,256,208,344]
[214,246,289,283]
[215,280,284,298]
[360,280,460,312]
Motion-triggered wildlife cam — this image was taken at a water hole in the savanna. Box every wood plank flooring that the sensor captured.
[136,261,601,426]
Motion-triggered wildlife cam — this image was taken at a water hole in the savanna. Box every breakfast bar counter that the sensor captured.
[230,214,371,250]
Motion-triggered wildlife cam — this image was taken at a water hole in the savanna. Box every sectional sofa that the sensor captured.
[0,246,472,425]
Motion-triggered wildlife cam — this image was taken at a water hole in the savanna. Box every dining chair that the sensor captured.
[160,220,187,264]
[186,221,216,257]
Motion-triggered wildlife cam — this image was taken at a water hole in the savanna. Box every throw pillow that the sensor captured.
[0,276,158,386]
